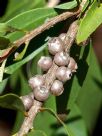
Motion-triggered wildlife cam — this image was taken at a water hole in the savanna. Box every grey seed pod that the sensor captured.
[33,86,50,101]
[65,68,72,80]
[56,66,67,82]
[54,51,69,66]
[50,80,64,96]
[21,95,33,111]
[28,75,44,89]
[59,33,66,41]
[38,56,53,71]
[68,57,78,72]
[48,37,64,55]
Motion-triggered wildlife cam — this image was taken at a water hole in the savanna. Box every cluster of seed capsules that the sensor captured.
[21,33,78,111]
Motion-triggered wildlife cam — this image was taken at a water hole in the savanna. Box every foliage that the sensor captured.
[0,0,102,136]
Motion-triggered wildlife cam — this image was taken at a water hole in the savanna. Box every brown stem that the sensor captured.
[14,11,79,47]
[0,10,79,63]
[18,100,42,136]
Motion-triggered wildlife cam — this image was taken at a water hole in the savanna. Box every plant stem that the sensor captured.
[0,10,80,63]
[18,100,42,136]
[18,20,78,136]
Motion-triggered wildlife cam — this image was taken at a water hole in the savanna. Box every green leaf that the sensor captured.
[0,79,8,94]
[0,0,46,22]
[40,107,74,136]
[76,46,102,133]
[28,129,47,136]
[55,0,77,9]
[6,8,57,42]
[0,37,11,50]
[14,41,29,61]
[0,93,25,112]
[0,59,7,82]
[54,104,87,136]
[77,1,102,43]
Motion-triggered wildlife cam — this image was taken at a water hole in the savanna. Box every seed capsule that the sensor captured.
[21,95,33,111]
[38,56,53,71]
[33,86,50,101]
[59,33,66,41]
[48,37,64,55]
[28,75,44,89]
[68,57,78,72]
[56,67,72,82]
[65,68,72,80]
[50,80,64,96]
[54,51,69,66]
[56,66,67,82]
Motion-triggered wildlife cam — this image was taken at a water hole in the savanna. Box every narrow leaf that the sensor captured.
[77,1,102,43]
[14,41,29,61]
[55,0,77,9]
[0,59,7,82]
[28,129,47,136]
[40,108,75,136]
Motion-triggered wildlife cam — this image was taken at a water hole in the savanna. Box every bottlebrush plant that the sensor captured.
[0,0,102,136]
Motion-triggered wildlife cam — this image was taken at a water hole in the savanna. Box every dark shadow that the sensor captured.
[0,0,8,17]
[0,107,16,131]
[71,44,90,86]
[92,106,102,136]
[56,77,74,115]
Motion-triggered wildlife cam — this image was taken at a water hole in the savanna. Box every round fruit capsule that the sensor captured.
[68,57,78,72]
[50,80,64,96]
[48,37,64,55]
[54,51,69,66]
[28,75,44,89]
[21,95,33,111]
[33,86,50,101]
[38,56,53,71]
[56,66,67,82]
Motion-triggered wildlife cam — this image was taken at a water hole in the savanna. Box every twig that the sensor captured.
[0,10,79,63]
[18,100,42,136]
[65,21,78,52]
[18,20,78,136]
[13,11,79,47]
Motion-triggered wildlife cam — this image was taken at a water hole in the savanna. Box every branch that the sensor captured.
[18,20,78,136]
[0,10,79,63]
[18,100,42,136]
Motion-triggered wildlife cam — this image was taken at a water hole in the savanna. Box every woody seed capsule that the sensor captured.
[56,66,67,82]
[54,51,69,66]
[50,80,64,96]
[48,37,64,55]
[38,56,53,71]
[28,75,44,89]
[65,68,72,80]
[21,95,33,111]
[68,57,78,72]
[34,86,50,101]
